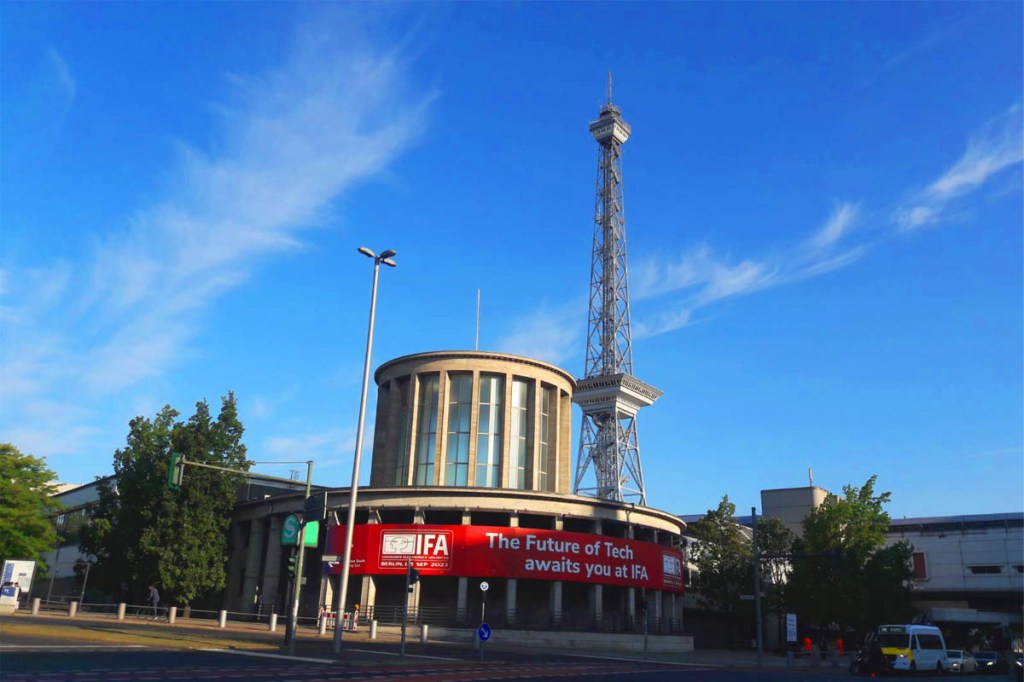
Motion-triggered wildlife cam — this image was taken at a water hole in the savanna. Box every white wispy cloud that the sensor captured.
[264,430,352,458]
[897,105,1023,230]
[630,202,864,338]
[495,299,584,368]
[0,19,432,463]
[46,48,76,102]
[505,105,1020,352]
[811,202,860,249]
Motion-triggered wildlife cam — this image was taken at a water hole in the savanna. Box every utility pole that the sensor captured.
[286,461,313,656]
[166,453,315,655]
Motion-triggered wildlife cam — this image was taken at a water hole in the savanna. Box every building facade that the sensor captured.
[225,351,688,637]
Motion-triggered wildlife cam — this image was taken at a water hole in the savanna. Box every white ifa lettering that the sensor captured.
[415,533,450,556]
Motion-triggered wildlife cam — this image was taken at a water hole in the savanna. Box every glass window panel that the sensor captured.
[445,374,472,486]
[414,374,439,485]
[395,377,411,485]
[509,378,531,490]
[476,374,503,487]
[539,385,554,492]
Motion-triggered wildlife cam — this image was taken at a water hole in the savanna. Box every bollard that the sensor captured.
[168,606,177,625]
[420,624,429,644]
[318,614,327,636]
[117,603,126,620]
[218,609,227,628]
[31,598,40,615]
[369,620,378,640]
[69,601,78,618]
[269,613,278,632]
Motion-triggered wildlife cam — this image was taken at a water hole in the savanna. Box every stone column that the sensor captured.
[241,518,265,611]
[457,576,468,625]
[549,580,562,627]
[589,519,603,627]
[262,515,284,611]
[359,575,376,617]
[653,590,664,633]
[624,525,635,627]
[506,578,517,626]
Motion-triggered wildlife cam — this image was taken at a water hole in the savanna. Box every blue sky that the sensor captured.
[2,2,1021,520]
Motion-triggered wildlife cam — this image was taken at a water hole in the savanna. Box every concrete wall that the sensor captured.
[390,623,694,654]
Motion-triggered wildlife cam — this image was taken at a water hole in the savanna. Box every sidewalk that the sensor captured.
[4,610,852,672]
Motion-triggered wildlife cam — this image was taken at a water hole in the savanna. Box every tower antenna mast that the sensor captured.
[572,75,662,505]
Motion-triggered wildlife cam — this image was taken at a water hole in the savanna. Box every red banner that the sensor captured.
[326,524,684,593]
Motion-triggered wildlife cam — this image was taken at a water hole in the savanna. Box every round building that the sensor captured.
[228,351,686,642]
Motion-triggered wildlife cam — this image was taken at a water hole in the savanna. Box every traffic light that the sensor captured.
[407,565,419,589]
[167,451,184,490]
[287,551,298,576]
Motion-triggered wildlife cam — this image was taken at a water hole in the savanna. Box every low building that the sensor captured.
[887,512,1023,640]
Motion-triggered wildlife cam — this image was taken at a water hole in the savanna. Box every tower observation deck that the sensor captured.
[572,76,662,505]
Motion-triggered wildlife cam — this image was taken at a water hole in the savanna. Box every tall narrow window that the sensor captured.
[445,374,472,486]
[508,378,531,490]
[414,374,439,485]
[476,374,504,487]
[394,377,411,485]
[538,385,556,492]
[912,552,928,581]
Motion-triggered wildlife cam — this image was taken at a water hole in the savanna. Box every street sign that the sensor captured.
[786,613,797,642]
[321,555,340,562]
[480,581,489,592]
[281,514,300,546]
[478,623,491,642]
[303,492,328,522]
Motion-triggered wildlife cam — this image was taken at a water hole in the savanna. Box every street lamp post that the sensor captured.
[333,246,396,654]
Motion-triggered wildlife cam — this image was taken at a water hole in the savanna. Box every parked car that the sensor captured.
[972,651,1002,673]
[947,650,978,673]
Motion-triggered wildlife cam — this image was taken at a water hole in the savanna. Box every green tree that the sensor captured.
[0,444,62,574]
[689,496,754,646]
[787,475,914,634]
[755,516,795,643]
[81,393,249,606]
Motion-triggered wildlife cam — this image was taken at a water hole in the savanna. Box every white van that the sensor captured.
[874,624,949,674]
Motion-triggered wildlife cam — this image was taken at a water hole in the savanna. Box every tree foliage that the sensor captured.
[81,394,249,606]
[689,496,754,642]
[0,444,62,574]
[787,475,914,634]
[755,516,795,616]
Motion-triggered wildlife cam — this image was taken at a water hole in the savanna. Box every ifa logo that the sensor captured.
[380,530,452,570]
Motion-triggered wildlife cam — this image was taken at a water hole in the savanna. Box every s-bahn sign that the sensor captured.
[325,524,685,593]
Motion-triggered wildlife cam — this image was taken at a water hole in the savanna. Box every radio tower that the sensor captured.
[573,74,662,505]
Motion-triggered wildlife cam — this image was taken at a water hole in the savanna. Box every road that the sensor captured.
[0,648,860,682]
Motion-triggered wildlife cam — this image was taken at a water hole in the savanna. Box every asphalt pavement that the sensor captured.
[1,611,1016,681]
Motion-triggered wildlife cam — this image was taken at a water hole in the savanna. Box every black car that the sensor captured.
[972,651,1001,673]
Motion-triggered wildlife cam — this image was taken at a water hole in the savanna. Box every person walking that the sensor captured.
[147,584,161,620]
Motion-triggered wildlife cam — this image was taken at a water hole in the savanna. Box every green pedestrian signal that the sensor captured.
[302,521,319,548]
[167,451,184,490]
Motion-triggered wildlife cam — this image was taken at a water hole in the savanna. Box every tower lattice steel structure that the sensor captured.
[572,76,662,505]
